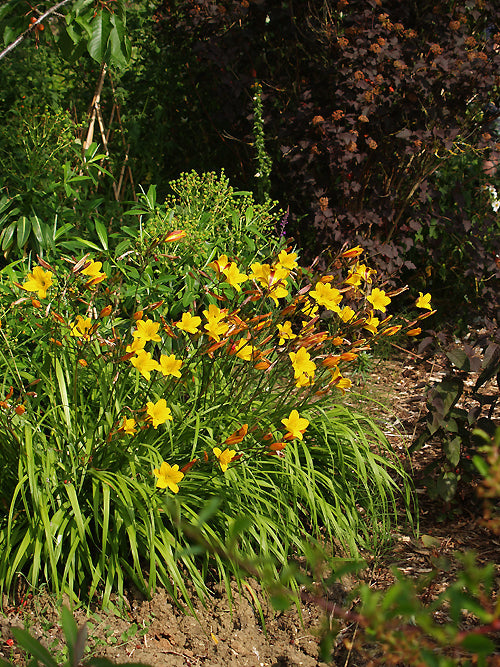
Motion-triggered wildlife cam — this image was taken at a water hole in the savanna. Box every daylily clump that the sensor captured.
[13,244,435,501]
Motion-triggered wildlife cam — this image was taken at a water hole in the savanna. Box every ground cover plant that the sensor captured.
[0,232,433,608]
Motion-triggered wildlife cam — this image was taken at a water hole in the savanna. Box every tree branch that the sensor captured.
[0,0,75,63]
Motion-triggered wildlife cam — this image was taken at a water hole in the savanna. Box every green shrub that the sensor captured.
[122,170,283,319]
[0,103,121,260]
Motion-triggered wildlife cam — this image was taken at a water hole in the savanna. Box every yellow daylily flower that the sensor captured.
[309,282,342,311]
[121,418,137,435]
[81,260,106,286]
[277,249,298,271]
[131,350,159,380]
[329,366,352,393]
[281,410,309,440]
[363,312,379,334]
[223,262,248,291]
[339,306,356,323]
[367,288,391,313]
[133,318,162,342]
[234,339,254,361]
[416,292,432,310]
[158,353,183,378]
[204,319,229,342]
[176,312,202,334]
[213,447,236,472]
[70,315,93,338]
[250,263,289,303]
[203,304,229,341]
[126,337,146,354]
[146,398,173,429]
[295,373,313,388]
[208,254,230,274]
[153,461,184,492]
[277,321,296,345]
[203,303,226,322]
[289,347,316,380]
[22,266,53,299]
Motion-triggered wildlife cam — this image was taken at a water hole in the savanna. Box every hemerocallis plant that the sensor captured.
[1,241,432,606]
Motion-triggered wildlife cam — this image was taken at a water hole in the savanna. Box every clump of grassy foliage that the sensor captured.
[0,223,433,608]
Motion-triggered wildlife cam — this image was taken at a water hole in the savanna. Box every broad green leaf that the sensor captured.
[446,348,469,371]
[460,634,495,655]
[16,215,31,248]
[30,213,44,243]
[1,220,16,251]
[443,436,461,467]
[95,219,108,250]
[87,10,111,64]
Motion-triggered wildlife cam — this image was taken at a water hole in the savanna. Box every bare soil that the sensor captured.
[1,349,498,666]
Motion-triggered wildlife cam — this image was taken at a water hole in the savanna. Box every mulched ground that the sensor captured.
[0,345,499,666]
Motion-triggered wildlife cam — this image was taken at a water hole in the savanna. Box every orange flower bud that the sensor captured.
[322,355,341,368]
[15,405,26,415]
[340,352,358,361]
[100,305,112,318]
[207,339,229,356]
[341,246,364,258]
[31,299,41,308]
[269,441,286,451]
[165,230,187,242]
[78,359,88,367]
[254,360,271,370]
[407,327,422,336]
[225,424,248,445]
[383,325,402,336]
[133,310,143,321]
[181,458,198,473]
